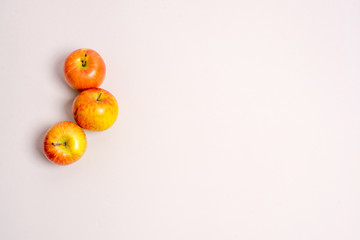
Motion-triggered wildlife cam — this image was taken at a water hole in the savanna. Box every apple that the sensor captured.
[63,48,106,91]
[43,121,87,165]
[72,88,119,131]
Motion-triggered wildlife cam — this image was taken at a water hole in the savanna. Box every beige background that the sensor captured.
[1,0,360,239]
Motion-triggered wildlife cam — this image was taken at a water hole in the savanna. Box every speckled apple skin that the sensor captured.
[43,121,87,165]
[72,88,119,131]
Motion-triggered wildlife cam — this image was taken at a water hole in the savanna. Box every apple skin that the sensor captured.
[43,121,87,165]
[72,88,119,131]
[63,48,106,91]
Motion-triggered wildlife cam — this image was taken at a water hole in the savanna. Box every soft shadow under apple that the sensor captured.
[64,98,74,121]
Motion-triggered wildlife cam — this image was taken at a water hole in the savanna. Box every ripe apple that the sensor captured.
[63,48,106,91]
[43,121,87,165]
[72,88,119,131]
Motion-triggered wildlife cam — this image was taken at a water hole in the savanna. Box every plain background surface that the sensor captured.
[1,0,360,239]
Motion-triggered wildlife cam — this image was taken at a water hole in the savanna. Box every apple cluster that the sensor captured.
[43,49,119,165]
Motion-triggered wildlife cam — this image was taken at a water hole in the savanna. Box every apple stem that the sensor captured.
[82,53,88,67]
[97,93,102,101]
[52,142,66,147]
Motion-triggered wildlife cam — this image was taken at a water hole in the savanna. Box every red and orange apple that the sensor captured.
[63,48,106,91]
[72,88,118,131]
[43,121,87,165]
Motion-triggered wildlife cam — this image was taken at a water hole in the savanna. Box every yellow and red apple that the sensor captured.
[43,121,87,165]
[63,48,106,91]
[72,88,118,131]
